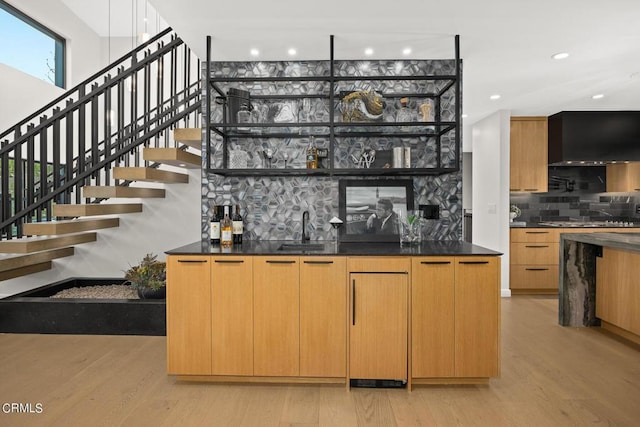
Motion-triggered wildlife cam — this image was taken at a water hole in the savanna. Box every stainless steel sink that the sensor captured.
[277,243,325,251]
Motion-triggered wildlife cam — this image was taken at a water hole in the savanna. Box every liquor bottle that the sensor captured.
[210,205,220,245]
[306,136,318,169]
[221,206,233,248]
[232,205,244,244]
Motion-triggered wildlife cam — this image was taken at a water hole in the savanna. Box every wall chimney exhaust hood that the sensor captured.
[548,111,640,165]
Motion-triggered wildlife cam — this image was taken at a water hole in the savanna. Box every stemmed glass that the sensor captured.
[329,217,344,252]
[262,147,277,169]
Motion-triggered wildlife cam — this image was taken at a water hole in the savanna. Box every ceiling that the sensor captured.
[64,0,640,146]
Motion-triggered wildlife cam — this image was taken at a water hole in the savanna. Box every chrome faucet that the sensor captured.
[302,211,310,241]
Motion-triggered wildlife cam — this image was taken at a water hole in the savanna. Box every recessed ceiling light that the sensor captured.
[552,52,569,60]
[364,48,374,56]
[288,48,297,56]
[489,94,501,100]
[250,48,259,57]
[592,94,605,99]
[402,47,412,55]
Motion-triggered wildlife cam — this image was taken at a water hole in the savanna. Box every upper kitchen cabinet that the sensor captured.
[204,35,461,177]
[510,116,548,193]
[606,162,640,192]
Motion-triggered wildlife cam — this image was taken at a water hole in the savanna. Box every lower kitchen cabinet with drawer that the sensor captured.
[166,253,501,388]
[510,227,640,294]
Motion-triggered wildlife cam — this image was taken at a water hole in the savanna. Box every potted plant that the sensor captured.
[124,253,166,299]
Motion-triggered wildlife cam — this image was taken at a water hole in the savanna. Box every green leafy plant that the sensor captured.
[124,253,166,291]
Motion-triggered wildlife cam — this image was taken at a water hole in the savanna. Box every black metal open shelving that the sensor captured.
[204,34,461,177]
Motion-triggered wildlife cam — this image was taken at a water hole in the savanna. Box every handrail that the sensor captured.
[0,28,201,239]
[0,27,174,140]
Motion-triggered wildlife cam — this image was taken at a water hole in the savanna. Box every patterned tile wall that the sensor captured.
[201,59,462,242]
[510,166,640,223]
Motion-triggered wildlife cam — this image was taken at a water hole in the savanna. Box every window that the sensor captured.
[0,1,65,88]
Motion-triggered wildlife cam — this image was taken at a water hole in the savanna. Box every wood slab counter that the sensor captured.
[559,232,640,345]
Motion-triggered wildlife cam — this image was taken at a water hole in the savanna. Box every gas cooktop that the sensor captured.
[538,221,636,228]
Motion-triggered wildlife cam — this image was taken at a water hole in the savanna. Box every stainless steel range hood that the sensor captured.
[548,111,640,165]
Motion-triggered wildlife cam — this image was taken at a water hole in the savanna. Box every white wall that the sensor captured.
[471,110,511,297]
[0,2,202,297]
[0,165,202,298]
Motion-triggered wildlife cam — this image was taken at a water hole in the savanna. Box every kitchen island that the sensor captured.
[559,232,640,344]
[165,240,501,389]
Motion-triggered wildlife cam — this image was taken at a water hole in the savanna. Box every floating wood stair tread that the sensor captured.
[53,203,143,217]
[0,233,97,254]
[143,147,201,168]
[173,128,201,150]
[113,167,189,183]
[0,247,75,275]
[83,186,166,199]
[23,218,120,236]
[0,261,52,281]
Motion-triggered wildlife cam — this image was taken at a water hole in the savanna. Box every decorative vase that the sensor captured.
[399,210,424,246]
[137,287,166,300]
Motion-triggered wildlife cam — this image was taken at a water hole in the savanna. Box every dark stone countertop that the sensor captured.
[166,240,502,257]
[510,223,639,229]
[559,232,640,254]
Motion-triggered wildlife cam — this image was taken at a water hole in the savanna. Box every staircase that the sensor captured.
[0,27,203,282]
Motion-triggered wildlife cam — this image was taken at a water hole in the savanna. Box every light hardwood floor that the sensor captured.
[1,296,639,426]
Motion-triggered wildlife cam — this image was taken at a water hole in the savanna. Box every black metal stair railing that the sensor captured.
[0,27,202,240]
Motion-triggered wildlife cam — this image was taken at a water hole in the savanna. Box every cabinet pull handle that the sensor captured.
[524,188,539,191]
[526,268,549,271]
[214,260,244,264]
[177,259,206,263]
[303,260,334,264]
[510,188,521,191]
[525,245,549,248]
[459,261,489,264]
[420,261,451,265]
[352,279,356,326]
[266,260,296,264]
[525,231,549,234]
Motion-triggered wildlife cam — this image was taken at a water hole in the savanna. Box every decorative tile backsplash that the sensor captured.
[200,59,462,242]
[510,167,640,223]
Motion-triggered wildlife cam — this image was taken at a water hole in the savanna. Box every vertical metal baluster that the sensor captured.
[144,50,151,152]
[38,115,48,221]
[130,55,139,167]
[0,139,9,238]
[27,124,35,220]
[169,40,176,148]
[104,75,112,186]
[78,87,86,204]
[13,135,23,237]
[65,101,74,205]
[157,44,164,147]
[117,67,126,168]
[184,44,190,128]
[52,108,61,204]
[91,85,100,185]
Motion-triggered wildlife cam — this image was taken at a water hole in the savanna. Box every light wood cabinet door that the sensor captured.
[349,272,408,380]
[253,257,299,377]
[166,255,212,375]
[411,257,455,378]
[454,257,500,377]
[510,116,548,193]
[299,257,347,377]
[211,257,253,376]
[606,162,640,192]
[596,248,640,335]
